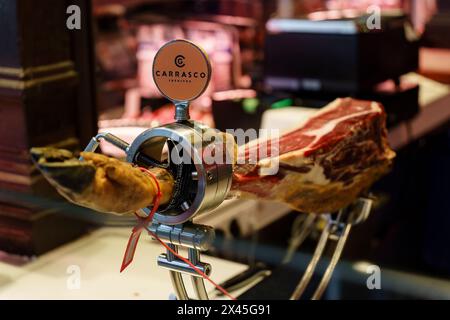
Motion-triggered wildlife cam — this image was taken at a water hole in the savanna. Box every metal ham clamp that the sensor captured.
[286,197,373,300]
[81,40,375,300]
[83,40,232,300]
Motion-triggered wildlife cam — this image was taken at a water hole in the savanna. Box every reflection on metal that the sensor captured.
[170,271,189,300]
[290,197,373,300]
[283,213,317,264]
[192,275,209,300]
[312,223,351,300]
[290,215,331,299]
[82,132,130,155]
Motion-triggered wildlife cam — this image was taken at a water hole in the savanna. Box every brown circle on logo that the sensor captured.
[152,39,211,102]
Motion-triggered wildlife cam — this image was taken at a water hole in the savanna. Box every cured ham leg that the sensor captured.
[31,98,394,215]
[231,98,395,213]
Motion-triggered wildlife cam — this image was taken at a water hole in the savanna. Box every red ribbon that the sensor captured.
[120,166,236,300]
[149,230,237,300]
[120,167,161,272]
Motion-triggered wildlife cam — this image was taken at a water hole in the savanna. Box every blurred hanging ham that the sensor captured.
[230,98,395,213]
[31,98,394,215]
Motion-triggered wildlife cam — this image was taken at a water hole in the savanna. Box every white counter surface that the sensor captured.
[0,228,247,300]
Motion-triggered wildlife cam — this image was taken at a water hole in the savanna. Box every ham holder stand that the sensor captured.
[81,40,373,300]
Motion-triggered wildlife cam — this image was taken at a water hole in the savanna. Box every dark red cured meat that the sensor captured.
[229,98,395,213]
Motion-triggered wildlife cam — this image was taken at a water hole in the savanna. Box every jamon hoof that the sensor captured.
[30,148,174,215]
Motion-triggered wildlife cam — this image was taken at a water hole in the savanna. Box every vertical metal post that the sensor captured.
[167,244,189,300]
[174,101,190,122]
[189,248,209,300]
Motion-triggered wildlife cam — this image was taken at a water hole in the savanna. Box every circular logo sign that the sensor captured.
[152,39,211,102]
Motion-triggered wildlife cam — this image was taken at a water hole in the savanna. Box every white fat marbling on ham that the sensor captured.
[230,98,395,214]
[297,162,329,185]
[300,103,381,153]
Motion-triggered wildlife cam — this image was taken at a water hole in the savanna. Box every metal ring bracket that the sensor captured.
[127,120,233,225]
[82,127,230,300]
